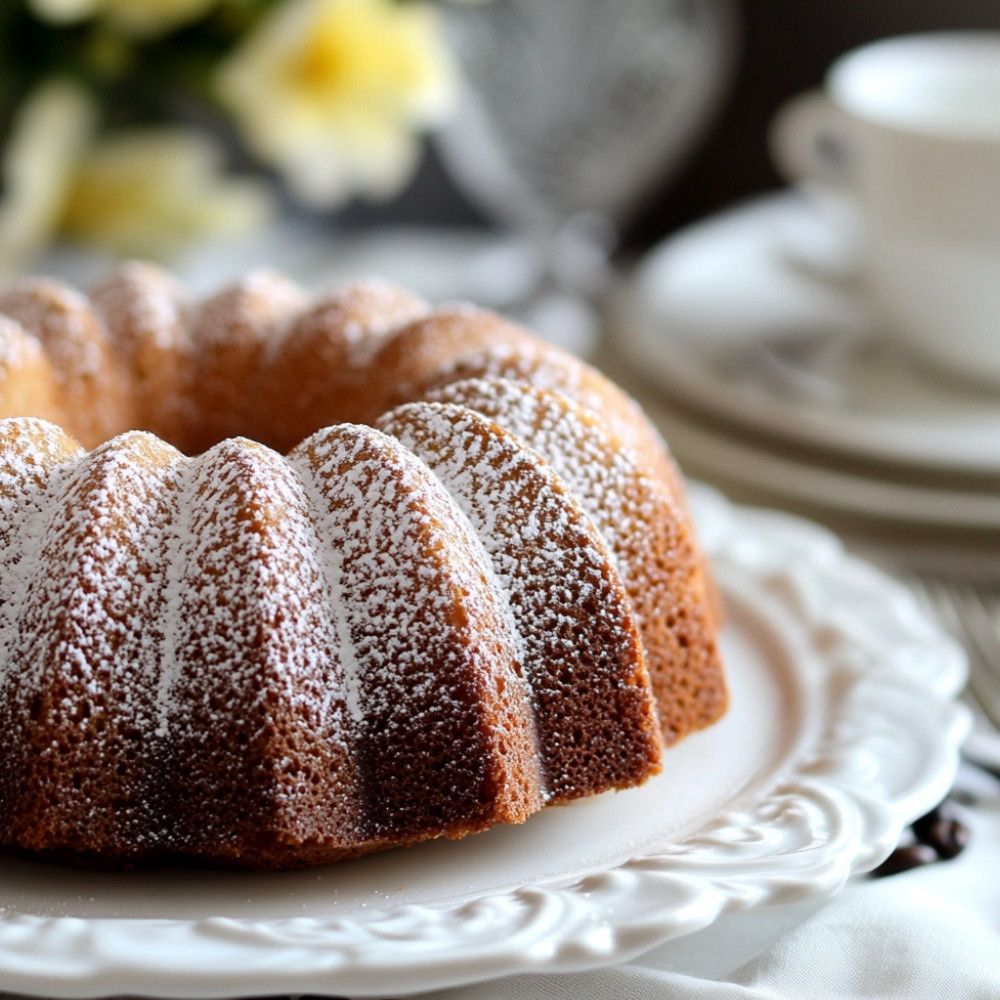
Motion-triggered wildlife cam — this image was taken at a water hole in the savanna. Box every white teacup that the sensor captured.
[770,32,1000,389]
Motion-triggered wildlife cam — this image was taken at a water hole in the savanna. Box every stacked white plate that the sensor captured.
[614,190,1000,570]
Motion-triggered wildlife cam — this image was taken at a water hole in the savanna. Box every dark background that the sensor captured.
[627,0,1000,247]
[342,0,1000,252]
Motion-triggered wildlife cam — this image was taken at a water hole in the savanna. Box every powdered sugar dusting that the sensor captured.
[425,377,722,746]
[271,277,428,365]
[0,280,105,379]
[427,377,649,572]
[160,437,359,846]
[290,422,540,835]
[0,419,83,673]
[428,343,671,472]
[0,427,182,846]
[91,261,190,357]
[0,424,365,853]
[0,318,39,371]
[379,401,659,801]
[0,278,131,447]
[193,270,307,349]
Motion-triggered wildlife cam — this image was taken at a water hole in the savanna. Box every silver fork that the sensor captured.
[907,574,1000,774]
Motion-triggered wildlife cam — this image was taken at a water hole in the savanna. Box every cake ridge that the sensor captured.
[423,376,725,742]
[0,427,180,852]
[158,435,365,860]
[289,421,544,844]
[0,420,84,686]
[379,400,661,802]
[0,316,35,368]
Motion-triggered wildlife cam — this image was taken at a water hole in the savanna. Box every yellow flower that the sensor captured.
[61,130,273,258]
[216,0,455,207]
[0,80,272,273]
[29,0,219,36]
[0,80,94,277]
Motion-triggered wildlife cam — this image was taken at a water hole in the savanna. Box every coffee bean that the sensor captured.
[871,794,971,877]
[911,800,970,860]
[871,843,938,878]
[924,818,970,860]
[912,803,951,840]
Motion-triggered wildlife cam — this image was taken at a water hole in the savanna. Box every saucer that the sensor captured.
[640,398,1000,533]
[615,191,1000,476]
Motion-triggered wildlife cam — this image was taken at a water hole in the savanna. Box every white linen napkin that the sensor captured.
[401,766,1000,1000]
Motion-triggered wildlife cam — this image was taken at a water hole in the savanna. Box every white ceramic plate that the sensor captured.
[643,402,1000,532]
[0,490,968,999]
[616,192,1000,476]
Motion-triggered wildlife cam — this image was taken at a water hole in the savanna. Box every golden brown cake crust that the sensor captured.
[425,378,727,743]
[0,264,726,870]
[0,279,134,448]
[378,401,662,801]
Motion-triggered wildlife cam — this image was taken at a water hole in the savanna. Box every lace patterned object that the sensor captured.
[437,0,739,238]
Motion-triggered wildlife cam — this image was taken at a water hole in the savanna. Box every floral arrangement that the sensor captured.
[0,0,462,274]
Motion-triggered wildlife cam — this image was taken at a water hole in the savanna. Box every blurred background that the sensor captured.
[345,0,1000,247]
[4,0,999,283]
[2,0,999,692]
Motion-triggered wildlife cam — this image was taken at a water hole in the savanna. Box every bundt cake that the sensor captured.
[0,262,726,870]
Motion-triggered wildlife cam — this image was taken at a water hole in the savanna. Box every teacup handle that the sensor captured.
[769,90,855,189]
